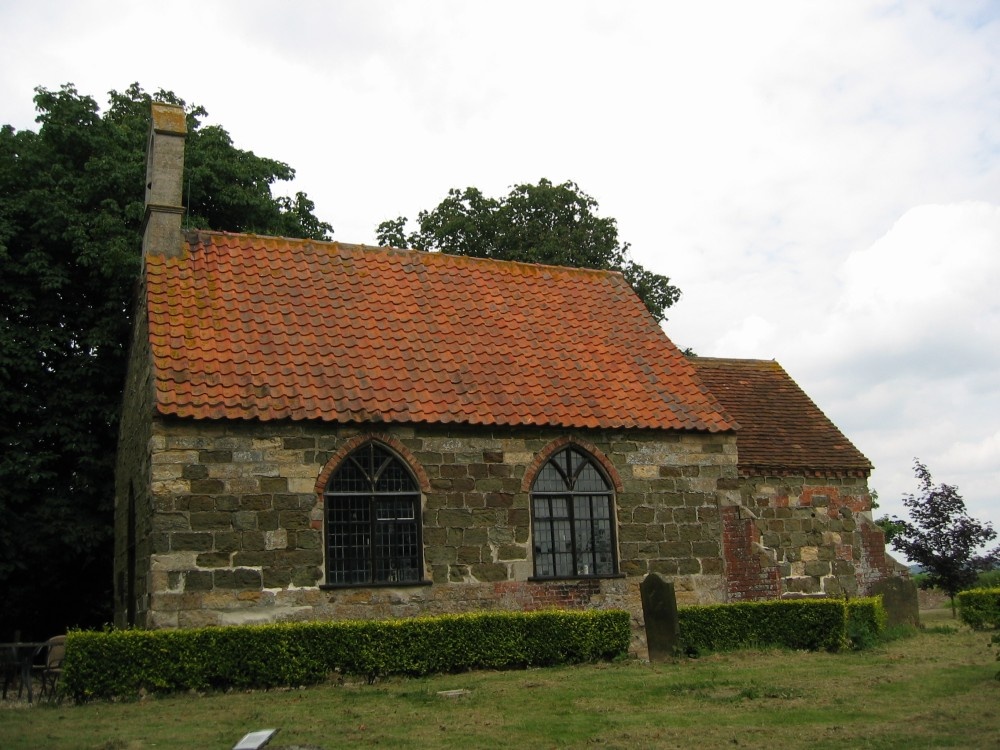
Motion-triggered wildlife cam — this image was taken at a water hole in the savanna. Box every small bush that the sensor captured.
[976,570,1000,589]
[62,609,630,702]
[846,597,888,650]
[957,588,1000,630]
[677,599,849,655]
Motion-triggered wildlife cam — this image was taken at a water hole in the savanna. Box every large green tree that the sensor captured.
[0,84,332,639]
[376,180,680,321]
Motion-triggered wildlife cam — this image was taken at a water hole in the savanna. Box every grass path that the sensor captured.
[2,609,997,749]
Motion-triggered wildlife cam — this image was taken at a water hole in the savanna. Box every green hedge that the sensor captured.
[846,597,889,649]
[677,597,886,655]
[957,588,1000,630]
[62,609,630,702]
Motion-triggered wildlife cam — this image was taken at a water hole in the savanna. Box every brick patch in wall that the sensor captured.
[491,579,603,611]
[722,505,781,601]
[857,520,901,594]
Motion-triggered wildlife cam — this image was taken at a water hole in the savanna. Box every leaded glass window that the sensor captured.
[531,447,617,578]
[325,443,423,585]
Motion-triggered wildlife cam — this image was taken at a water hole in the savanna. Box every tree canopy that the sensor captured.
[0,83,332,638]
[376,179,680,321]
[889,460,999,612]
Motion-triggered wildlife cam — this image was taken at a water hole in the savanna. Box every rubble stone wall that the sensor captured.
[116,419,740,655]
[736,474,897,598]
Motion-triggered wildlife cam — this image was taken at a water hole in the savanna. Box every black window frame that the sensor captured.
[530,446,619,580]
[322,442,427,587]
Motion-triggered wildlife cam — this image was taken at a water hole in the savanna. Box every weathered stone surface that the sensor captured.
[122,419,752,655]
[640,573,679,662]
[869,576,920,627]
[214,568,262,589]
[184,570,214,591]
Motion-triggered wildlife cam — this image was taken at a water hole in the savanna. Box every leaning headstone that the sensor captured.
[869,577,920,628]
[640,573,679,661]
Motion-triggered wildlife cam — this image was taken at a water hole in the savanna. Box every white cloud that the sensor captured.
[790,202,1000,547]
[820,202,1000,377]
[941,430,1000,474]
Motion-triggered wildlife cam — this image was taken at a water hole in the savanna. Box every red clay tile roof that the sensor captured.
[145,230,735,431]
[688,357,872,477]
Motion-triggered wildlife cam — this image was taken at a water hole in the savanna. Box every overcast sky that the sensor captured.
[3,1,998,558]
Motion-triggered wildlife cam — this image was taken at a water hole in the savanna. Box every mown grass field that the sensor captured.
[2,608,997,750]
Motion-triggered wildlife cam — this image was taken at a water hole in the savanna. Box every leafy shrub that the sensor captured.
[677,599,849,655]
[957,588,1000,630]
[976,569,1000,589]
[61,609,630,702]
[846,597,888,650]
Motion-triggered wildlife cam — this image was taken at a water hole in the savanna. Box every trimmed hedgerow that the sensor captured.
[846,597,888,650]
[61,609,630,701]
[677,599,858,655]
[957,588,1000,631]
[676,598,888,656]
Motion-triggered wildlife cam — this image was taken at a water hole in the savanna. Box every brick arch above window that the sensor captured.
[314,433,431,496]
[520,436,623,494]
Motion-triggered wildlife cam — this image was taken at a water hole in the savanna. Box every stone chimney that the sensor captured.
[142,102,187,258]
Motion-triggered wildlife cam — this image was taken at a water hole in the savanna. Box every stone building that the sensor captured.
[689,357,905,600]
[113,104,901,642]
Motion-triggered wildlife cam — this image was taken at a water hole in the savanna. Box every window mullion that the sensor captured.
[585,494,597,575]
[568,493,580,576]
[368,491,377,582]
[544,496,555,577]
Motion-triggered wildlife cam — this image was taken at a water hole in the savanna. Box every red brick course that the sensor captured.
[721,505,781,600]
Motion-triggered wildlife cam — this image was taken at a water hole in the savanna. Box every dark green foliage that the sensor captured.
[976,569,1000,589]
[957,588,1000,631]
[957,587,1000,680]
[376,180,680,321]
[874,515,906,544]
[61,609,630,701]
[0,84,332,639]
[846,597,889,650]
[889,460,999,614]
[677,598,886,655]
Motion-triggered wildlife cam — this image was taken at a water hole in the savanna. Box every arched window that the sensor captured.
[324,442,423,585]
[531,446,617,578]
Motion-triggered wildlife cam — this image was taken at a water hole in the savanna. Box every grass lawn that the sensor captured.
[2,608,997,750]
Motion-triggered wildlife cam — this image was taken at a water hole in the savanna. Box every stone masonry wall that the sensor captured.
[721,505,782,601]
[128,419,740,653]
[857,518,907,592]
[113,282,155,628]
[738,474,895,597]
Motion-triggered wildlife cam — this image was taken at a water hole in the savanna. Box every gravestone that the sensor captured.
[868,576,920,627]
[640,573,679,661]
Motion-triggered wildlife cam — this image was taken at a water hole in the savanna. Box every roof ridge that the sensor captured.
[688,356,779,366]
[182,229,626,279]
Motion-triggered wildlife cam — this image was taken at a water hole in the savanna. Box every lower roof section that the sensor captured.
[688,357,872,477]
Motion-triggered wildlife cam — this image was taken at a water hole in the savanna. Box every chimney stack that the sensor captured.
[142,102,187,258]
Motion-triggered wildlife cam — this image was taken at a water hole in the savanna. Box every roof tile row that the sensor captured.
[688,357,872,475]
[146,231,734,432]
